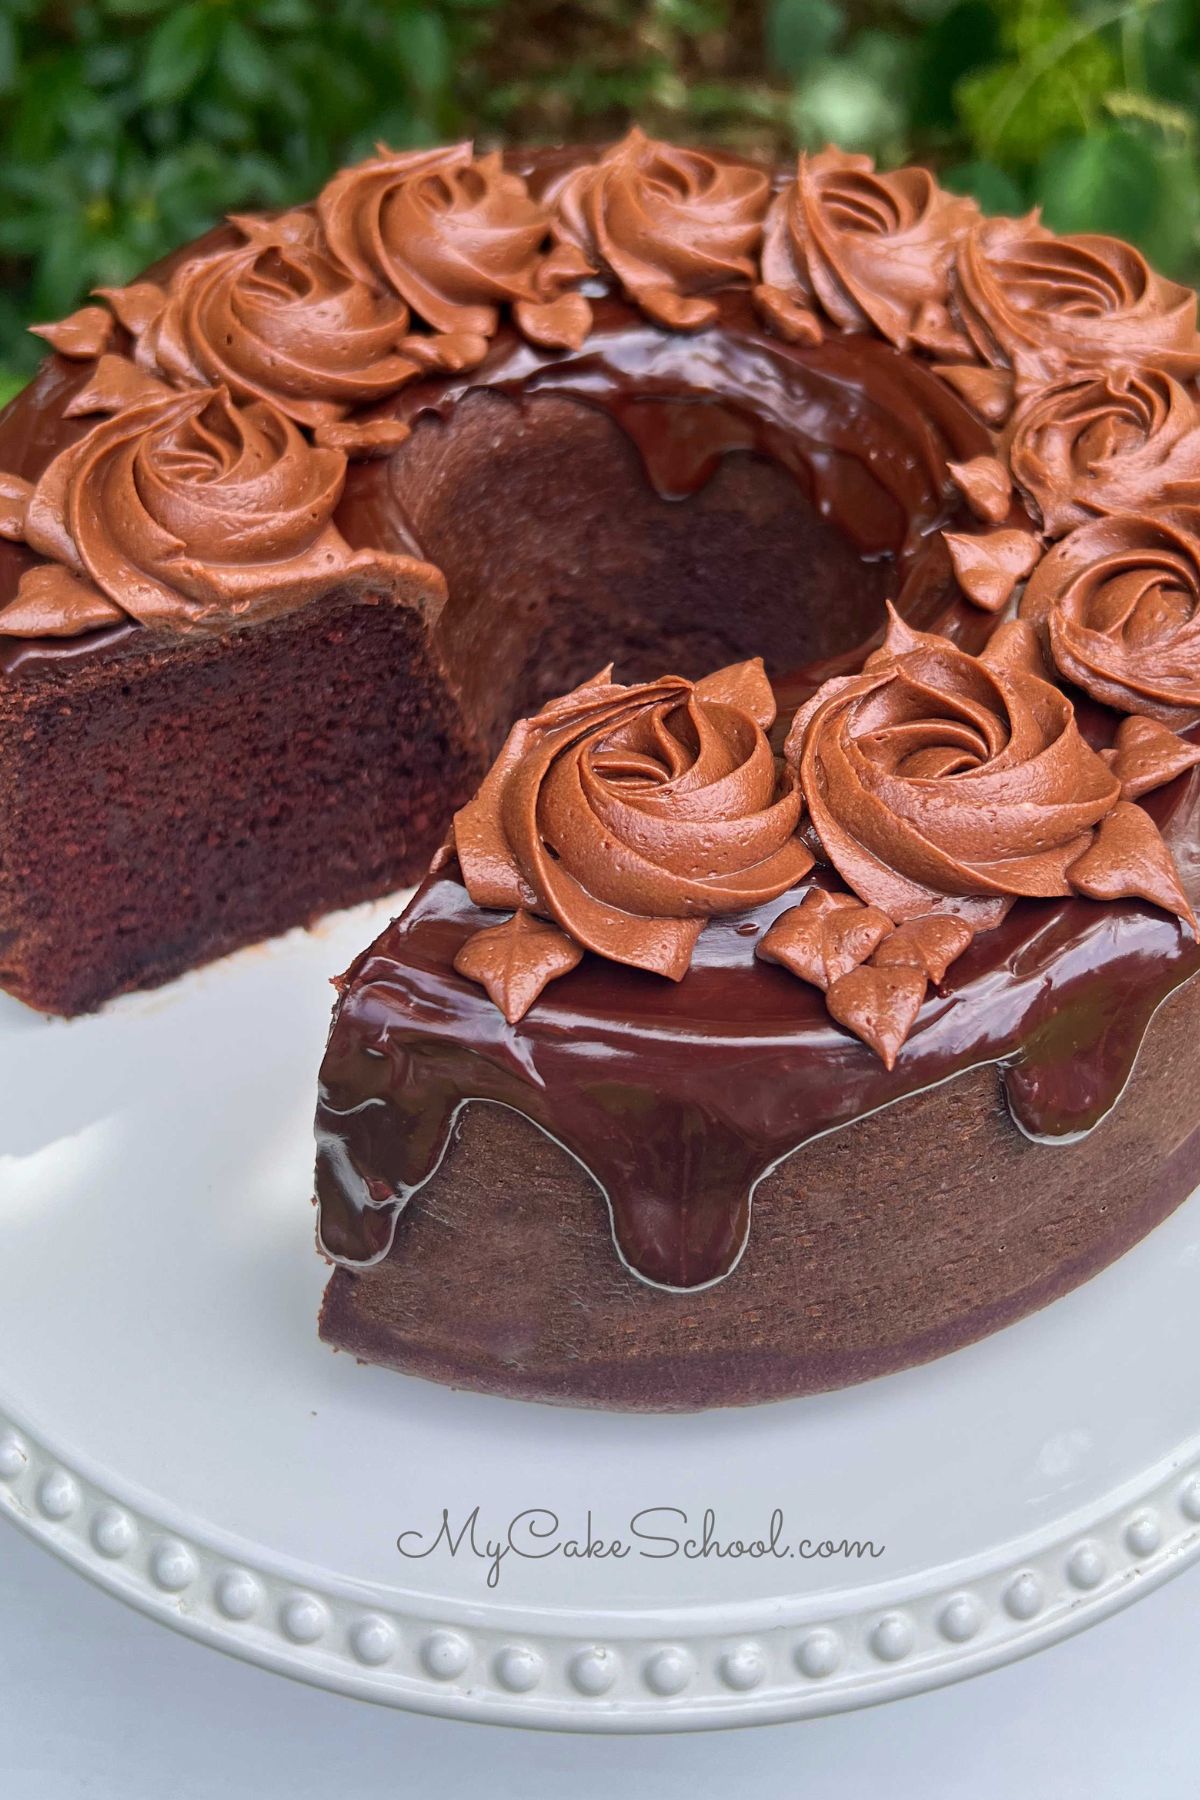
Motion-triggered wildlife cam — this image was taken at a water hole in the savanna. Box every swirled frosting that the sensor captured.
[549,128,770,330]
[1003,365,1200,537]
[317,142,591,351]
[1020,507,1200,727]
[756,148,978,354]
[451,658,813,995]
[104,212,431,432]
[953,214,1200,389]
[784,609,1122,931]
[0,379,430,637]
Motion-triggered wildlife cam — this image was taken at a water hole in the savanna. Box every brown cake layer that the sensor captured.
[320,972,1200,1410]
[0,291,988,1014]
[4,134,1199,1419]
[0,593,483,1015]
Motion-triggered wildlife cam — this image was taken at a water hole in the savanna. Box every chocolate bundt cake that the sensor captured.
[4,135,1200,1409]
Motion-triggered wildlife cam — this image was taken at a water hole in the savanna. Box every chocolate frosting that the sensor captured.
[314,784,1200,1287]
[104,211,430,430]
[3,136,1200,1285]
[953,214,1200,391]
[0,289,994,675]
[757,147,978,355]
[452,658,812,989]
[452,909,584,1024]
[942,524,1042,613]
[1021,507,1200,727]
[317,142,591,352]
[1003,365,1200,536]
[785,609,1125,931]
[549,128,770,330]
[0,376,435,636]
[29,304,115,359]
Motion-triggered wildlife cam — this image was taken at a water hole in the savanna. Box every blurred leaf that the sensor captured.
[139,3,218,106]
[957,26,1121,164]
[255,0,318,27]
[942,157,1026,214]
[790,62,904,155]
[102,0,173,16]
[766,0,842,77]
[1034,126,1160,241]
[911,0,1001,130]
[0,14,18,95]
[1137,142,1200,275]
[394,9,451,101]
[217,20,277,103]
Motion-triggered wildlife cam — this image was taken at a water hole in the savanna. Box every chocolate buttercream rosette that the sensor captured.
[448,658,814,1021]
[755,146,979,355]
[785,611,1118,932]
[0,361,436,638]
[1020,507,1200,727]
[95,211,430,447]
[768,610,1196,1061]
[785,609,1193,931]
[317,141,591,353]
[1002,365,1200,538]
[951,213,1200,393]
[548,127,771,332]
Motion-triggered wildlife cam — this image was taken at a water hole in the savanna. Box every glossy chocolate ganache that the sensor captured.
[308,142,1200,1299]
[4,136,1200,1318]
[315,632,1200,1292]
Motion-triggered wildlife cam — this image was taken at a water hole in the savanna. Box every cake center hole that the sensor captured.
[373,333,979,749]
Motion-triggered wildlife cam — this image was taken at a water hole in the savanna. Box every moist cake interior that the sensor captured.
[1,319,978,1015]
[378,389,900,747]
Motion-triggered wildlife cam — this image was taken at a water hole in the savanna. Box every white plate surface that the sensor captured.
[1,894,1198,1730]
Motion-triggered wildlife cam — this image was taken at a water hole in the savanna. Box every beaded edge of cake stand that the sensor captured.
[1,1404,1198,1729]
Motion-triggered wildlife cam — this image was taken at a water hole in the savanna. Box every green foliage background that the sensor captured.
[2,0,1199,402]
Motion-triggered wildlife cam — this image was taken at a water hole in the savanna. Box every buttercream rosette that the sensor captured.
[952,213,1200,391]
[784,609,1192,933]
[317,141,591,352]
[1003,365,1200,538]
[449,658,813,1015]
[1020,507,1200,727]
[755,147,979,355]
[548,128,770,331]
[97,211,432,438]
[0,365,433,638]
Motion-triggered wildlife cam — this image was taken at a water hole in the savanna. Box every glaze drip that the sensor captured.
[315,742,1200,1290]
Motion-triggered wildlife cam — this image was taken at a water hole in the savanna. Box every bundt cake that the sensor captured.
[3,135,1200,1409]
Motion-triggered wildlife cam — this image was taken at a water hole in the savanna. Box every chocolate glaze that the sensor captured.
[306,281,1200,1295]
[353,289,1006,616]
[1,288,1001,679]
[315,736,1200,1291]
[3,143,1196,1294]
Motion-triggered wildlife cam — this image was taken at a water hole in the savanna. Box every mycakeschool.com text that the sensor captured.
[396,1507,886,1588]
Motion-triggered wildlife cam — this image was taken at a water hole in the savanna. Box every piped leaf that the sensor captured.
[453,909,584,1023]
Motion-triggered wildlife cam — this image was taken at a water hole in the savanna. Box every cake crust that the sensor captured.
[2,134,1200,1412]
[319,972,1200,1410]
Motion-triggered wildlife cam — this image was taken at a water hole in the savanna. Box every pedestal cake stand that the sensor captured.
[1,896,1197,1730]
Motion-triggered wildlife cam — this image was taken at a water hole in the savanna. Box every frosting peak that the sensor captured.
[451,659,813,1008]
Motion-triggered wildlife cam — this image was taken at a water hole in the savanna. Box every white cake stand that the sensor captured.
[1,895,1197,1730]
